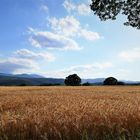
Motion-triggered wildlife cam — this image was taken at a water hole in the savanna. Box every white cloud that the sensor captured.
[63,0,91,16]
[15,49,55,62]
[48,16,101,41]
[80,29,101,41]
[48,16,80,37]
[77,3,91,16]
[0,48,56,74]
[29,37,41,48]
[0,58,39,74]
[40,4,48,12]
[29,28,82,50]
[63,0,75,13]
[44,62,113,78]
[119,48,140,62]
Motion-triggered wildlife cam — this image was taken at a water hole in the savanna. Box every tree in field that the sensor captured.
[117,81,125,85]
[103,77,118,85]
[90,0,140,29]
[65,74,81,86]
[82,82,91,86]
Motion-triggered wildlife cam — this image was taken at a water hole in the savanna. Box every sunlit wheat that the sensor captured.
[0,86,140,140]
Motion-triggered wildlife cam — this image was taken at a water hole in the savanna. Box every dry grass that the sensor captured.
[0,86,140,140]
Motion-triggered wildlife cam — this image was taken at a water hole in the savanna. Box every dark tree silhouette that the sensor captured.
[65,74,81,86]
[103,77,118,85]
[90,0,140,29]
[117,81,125,85]
[18,83,27,86]
[82,82,91,86]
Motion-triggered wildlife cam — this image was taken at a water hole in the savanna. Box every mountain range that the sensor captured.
[0,73,64,86]
[0,73,139,86]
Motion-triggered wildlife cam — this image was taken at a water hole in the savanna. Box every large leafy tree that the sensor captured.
[103,77,118,85]
[90,0,140,29]
[65,74,81,86]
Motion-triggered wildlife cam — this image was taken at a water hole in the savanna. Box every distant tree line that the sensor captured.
[40,83,61,86]
[64,74,126,86]
[15,74,139,86]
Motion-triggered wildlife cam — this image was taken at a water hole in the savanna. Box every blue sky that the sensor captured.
[0,0,140,80]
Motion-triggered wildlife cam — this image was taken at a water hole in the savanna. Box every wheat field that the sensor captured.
[0,86,140,140]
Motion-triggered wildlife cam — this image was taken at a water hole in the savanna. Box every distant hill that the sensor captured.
[0,73,64,86]
[0,73,139,86]
[0,73,45,78]
[0,73,13,77]
[121,80,140,84]
[82,78,105,84]
[14,74,45,78]
[82,78,140,85]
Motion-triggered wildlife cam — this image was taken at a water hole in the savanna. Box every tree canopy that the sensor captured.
[90,0,140,29]
[64,74,81,86]
[103,77,118,85]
